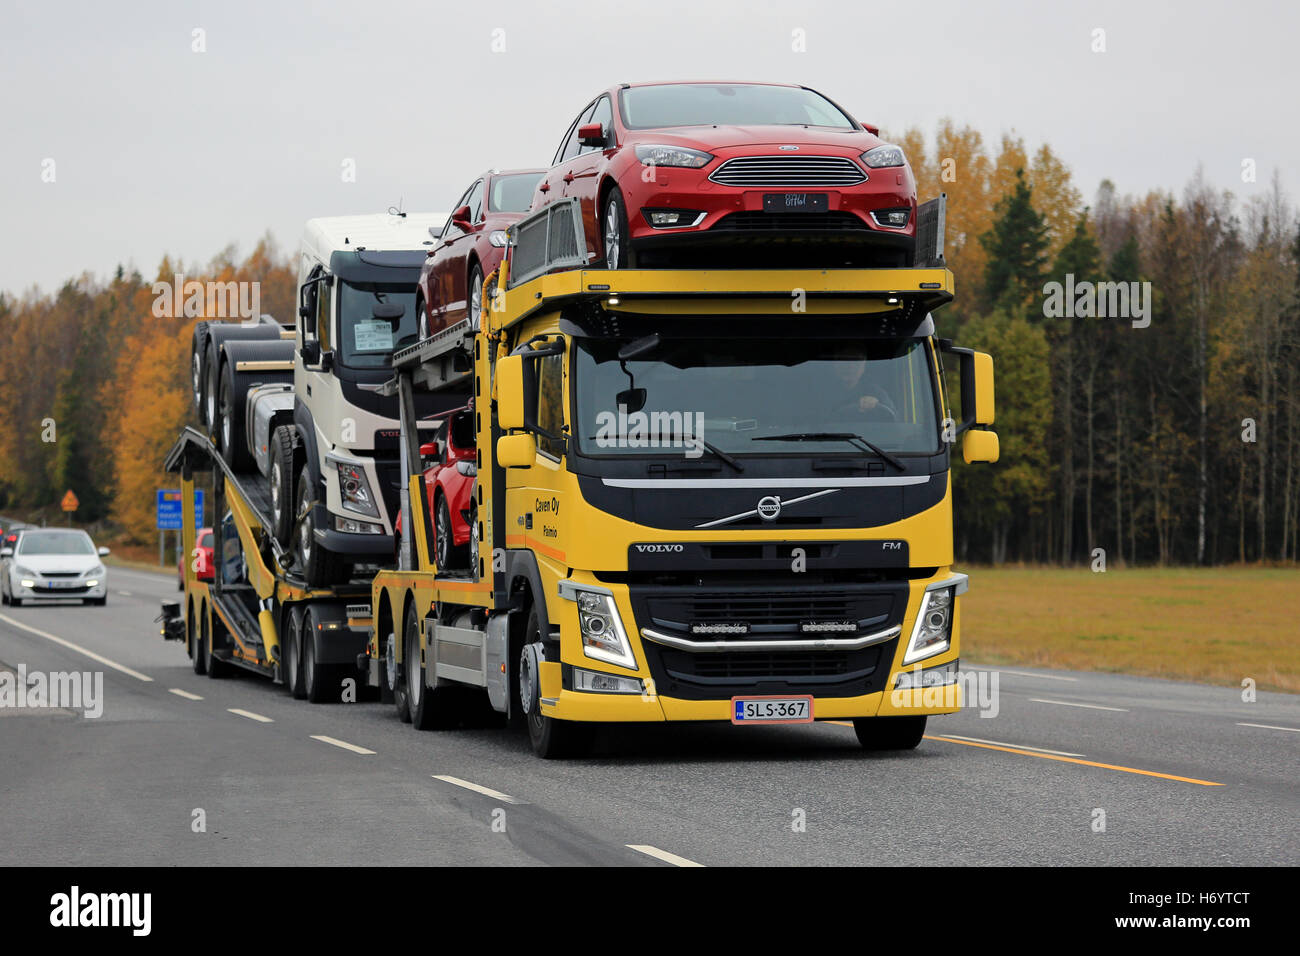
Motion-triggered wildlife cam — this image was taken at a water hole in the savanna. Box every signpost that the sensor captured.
[156,489,205,566]
[61,490,78,526]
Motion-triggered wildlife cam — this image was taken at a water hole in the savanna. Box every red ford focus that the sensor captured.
[531,81,917,269]
[417,168,545,337]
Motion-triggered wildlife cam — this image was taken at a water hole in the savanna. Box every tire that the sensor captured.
[268,426,297,548]
[284,605,306,699]
[853,715,927,751]
[406,604,454,730]
[191,604,207,674]
[294,463,342,587]
[204,340,221,442]
[202,611,228,678]
[10,597,20,608]
[602,187,631,269]
[435,495,467,572]
[467,265,484,330]
[87,596,106,606]
[386,624,410,723]
[191,323,210,423]
[520,605,592,758]
[218,361,255,473]
[302,605,342,703]
[467,499,479,580]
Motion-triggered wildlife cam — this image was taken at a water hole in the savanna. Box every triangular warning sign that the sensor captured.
[61,490,79,512]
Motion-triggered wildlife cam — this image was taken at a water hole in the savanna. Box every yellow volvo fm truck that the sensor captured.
[367,197,998,757]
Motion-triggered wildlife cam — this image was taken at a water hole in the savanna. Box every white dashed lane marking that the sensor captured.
[228,708,273,723]
[432,775,522,804]
[311,735,375,755]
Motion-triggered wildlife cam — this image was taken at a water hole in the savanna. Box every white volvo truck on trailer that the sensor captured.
[191,212,451,587]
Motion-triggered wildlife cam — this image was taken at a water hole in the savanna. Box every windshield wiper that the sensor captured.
[752,432,905,471]
[584,432,744,473]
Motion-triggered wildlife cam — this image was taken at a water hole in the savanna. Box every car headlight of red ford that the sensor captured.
[860,144,907,168]
[634,144,714,168]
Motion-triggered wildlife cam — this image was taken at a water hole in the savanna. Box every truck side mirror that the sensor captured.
[939,342,995,431]
[971,351,995,426]
[497,354,526,430]
[300,340,321,367]
[497,433,536,467]
[962,430,1000,464]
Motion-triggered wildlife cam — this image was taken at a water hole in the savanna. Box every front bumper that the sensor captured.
[11,577,107,601]
[544,572,962,722]
[622,168,916,249]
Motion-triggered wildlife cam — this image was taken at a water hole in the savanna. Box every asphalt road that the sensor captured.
[1,564,1296,866]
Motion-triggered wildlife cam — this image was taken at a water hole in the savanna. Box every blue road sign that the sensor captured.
[156,489,204,531]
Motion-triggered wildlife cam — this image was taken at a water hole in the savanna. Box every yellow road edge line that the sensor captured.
[922,735,1224,786]
[0,612,153,682]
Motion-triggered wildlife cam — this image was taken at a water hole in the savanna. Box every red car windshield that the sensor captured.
[618,84,856,131]
[489,173,544,213]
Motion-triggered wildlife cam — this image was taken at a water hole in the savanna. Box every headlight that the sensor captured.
[333,516,384,534]
[861,144,906,168]
[903,586,954,664]
[15,565,36,578]
[86,565,105,577]
[634,144,713,168]
[571,589,636,669]
[335,461,379,518]
[488,230,509,248]
[455,460,477,476]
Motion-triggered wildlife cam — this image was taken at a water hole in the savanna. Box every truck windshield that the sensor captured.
[619,84,856,130]
[573,336,941,458]
[337,281,419,368]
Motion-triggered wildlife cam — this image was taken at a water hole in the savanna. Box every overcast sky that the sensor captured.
[1,0,1295,296]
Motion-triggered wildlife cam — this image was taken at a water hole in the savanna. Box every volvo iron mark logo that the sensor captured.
[756,496,782,521]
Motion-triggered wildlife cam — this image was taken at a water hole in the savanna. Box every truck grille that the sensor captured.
[638,586,896,636]
[708,156,867,188]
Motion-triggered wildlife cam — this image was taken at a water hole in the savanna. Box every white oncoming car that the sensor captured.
[0,529,110,607]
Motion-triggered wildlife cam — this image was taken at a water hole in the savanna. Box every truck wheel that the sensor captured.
[269,426,296,547]
[295,463,342,587]
[218,362,255,473]
[435,495,467,571]
[853,716,926,751]
[387,626,410,723]
[302,605,341,703]
[203,612,229,678]
[520,605,592,759]
[284,605,306,699]
[191,323,210,423]
[602,187,631,269]
[406,604,453,729]
[204,340,221,442]
[191,605,207,675]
